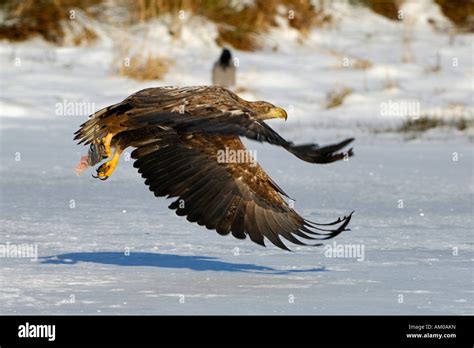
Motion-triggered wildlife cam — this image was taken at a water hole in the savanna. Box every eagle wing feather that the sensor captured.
[131,133,352,250]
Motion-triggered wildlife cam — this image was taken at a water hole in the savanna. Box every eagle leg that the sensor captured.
[94,146,122,180]
[101,133,114,158]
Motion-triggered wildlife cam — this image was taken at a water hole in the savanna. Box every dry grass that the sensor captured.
[398,117,442,132]
[283,0,331,34]
[115,38,173,80]
[0,0,329,50]
[383,72,399,90]
[337,56,372,70]
[119,51,173,81]
[124,0,327,51]
[351,0,401,21]
[398,104,473,133]
[356,0,473,31]
[3,0,474,48]
[0,0,99,45]
[203,0,324,51]
[126,0,329,51]
[435,0,474,32]
[352,57,372,69]
[325,86,354,109]
[326,49,373,70]
[398,117,471,132]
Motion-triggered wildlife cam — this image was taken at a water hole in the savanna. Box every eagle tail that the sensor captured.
[73,101,131,145]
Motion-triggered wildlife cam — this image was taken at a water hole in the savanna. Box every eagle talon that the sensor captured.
[92,171,108,180]
[95,163,109,180]
[93,151,119,180]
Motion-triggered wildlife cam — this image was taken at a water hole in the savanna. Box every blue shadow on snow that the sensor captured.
[40,252,326,274]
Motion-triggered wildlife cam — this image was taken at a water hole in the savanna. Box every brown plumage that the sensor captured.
[74,86,354,251]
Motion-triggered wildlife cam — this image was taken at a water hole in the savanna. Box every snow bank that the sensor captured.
[0,0,472,136]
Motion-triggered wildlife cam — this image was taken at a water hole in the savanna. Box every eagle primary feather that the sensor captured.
[74,86,354,250]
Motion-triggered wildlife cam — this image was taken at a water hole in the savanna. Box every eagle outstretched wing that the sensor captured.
[75,87,354,164]
[130,133,352,251]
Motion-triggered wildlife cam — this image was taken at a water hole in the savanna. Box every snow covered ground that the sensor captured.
[0,0,472,314]
[0,117,472,314]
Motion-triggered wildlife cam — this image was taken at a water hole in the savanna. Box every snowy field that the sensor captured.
[0,117,472,315]
[0,0,473,314]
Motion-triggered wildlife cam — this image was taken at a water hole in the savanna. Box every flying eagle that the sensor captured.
[74,86,354,251]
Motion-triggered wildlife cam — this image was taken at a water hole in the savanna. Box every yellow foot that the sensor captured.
[93,151,119,180]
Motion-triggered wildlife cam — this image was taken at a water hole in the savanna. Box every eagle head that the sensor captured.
[251,101,288,121]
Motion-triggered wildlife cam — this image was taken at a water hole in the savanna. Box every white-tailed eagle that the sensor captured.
[74,86,354,251]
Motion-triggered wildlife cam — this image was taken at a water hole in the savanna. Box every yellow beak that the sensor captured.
[265,107,288,121]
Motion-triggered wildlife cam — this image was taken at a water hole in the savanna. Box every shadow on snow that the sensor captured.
[40,252,326,274]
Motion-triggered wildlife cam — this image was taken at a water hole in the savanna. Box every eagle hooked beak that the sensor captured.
[265,107,288,121]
